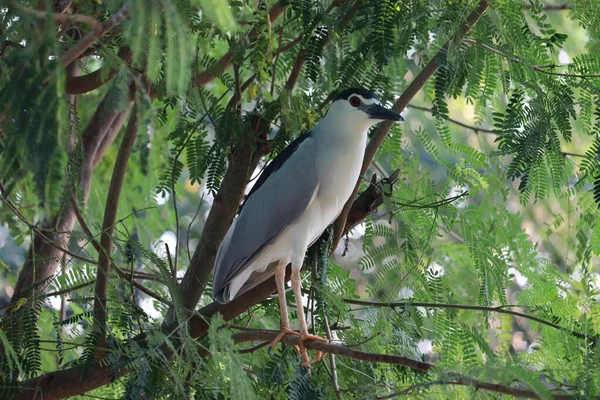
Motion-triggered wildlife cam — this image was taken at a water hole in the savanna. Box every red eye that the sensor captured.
[349,96,361,107]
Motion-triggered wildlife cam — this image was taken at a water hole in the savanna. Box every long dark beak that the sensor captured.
[366,104,404,121]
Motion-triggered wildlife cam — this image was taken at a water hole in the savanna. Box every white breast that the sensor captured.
[234,117,369,279]
[312,116,369,226]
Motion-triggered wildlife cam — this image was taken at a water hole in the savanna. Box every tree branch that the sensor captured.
[343,299,594,341]
[14,4,103,32]
[178,114,270,313]
[331,0,491,251]
[6,76,132,309]
[193,1,287,87]
[59,5,129,67]
[229,330,432,371]
[462,38,600,79]
[407,103,586,158]
[16,322,563,400]
[92,103,138,351]
[65,48,132,95]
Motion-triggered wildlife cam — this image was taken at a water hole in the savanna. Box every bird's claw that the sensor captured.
[271,325,300,349]
[299,333,328,367]
[271,327,328,366]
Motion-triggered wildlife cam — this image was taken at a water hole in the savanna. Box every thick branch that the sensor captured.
[66,48,133,95]
[178,115,270,312]
[92,104,138,349]
[7,77,131,308]
[331,0,491,251]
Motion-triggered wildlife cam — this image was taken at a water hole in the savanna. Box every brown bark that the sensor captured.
[59,5,129,67]
[92,104,138,351]
[178,114,270,312]
[8,87,132,308]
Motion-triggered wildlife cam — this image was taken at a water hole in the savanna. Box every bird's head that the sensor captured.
[326,88,404,130]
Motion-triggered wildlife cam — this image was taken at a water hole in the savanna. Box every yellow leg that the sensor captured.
[291,269,328,366]
[271,263,299,349]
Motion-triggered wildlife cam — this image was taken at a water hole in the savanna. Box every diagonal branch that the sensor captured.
[60,5,129,67]
[178,114,270,313]
[7,84,131,309]
[331,0,491,251]
[462,38,600,79]
[92,103,138,351]
[193,1,287,87]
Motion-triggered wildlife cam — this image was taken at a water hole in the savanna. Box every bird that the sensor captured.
[212,87,403,365]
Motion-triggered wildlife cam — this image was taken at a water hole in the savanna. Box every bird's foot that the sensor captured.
[270,325,300,349]
[299,333,328,367]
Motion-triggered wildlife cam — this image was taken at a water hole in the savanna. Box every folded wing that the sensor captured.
[212,131,319,303]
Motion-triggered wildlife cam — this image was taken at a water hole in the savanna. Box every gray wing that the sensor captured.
[212,132,319,303]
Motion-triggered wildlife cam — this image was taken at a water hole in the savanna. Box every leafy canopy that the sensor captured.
[1,0,600,399]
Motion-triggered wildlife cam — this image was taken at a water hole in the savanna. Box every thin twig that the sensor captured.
[186,194,204,262]
[343,299,594,341]
[462,38,600,79]
[165,243,175,279]
[323,313,342,400]
[407,103,586,158]
[193,1,288,87]
[70,196,172,307]
[270,28,284,96]
[238,341,270,354]
[524,4,573,11]
[0,184,96,264]
[407,103,495,133]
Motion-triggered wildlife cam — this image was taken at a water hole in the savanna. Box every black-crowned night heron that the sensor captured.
[212,88,403,365]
